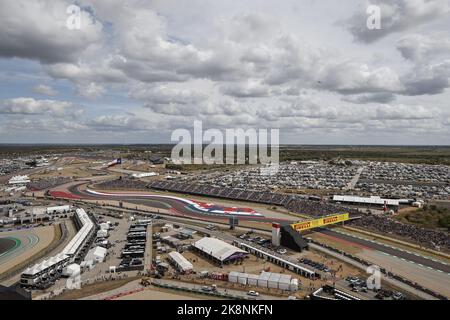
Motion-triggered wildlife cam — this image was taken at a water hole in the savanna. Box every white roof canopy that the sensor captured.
[193,237,247,262]
[333,195,399,206]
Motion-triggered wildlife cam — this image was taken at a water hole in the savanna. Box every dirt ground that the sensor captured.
[123,163,165,174]
[116,287,203,300]
[81,278,214,300]
[51,276,140,300]
[30,161,99,179]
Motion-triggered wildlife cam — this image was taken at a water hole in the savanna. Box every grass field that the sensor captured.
[395,205,450,231]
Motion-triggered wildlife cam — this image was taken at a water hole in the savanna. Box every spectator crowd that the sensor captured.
[350,215,450,250]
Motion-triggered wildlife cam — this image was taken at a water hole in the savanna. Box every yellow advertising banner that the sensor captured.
[291,213,349,231]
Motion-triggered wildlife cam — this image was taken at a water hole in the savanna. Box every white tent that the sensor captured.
[168,251,193,273]
[85,246,107,264]
[193,237,247,262]
[99,222,110,231]
[97,229,108,238]
[92,246,107,263]
[62,263,80,277]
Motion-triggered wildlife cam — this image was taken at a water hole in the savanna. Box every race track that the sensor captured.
[0,238,18,256]
[64,183,290,222]
[319,229,450,274]
[0,226,56,278]
[0,233,39,265]
[53,182,450,274]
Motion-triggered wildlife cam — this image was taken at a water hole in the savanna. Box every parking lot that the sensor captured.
[336,276,408,300]
[178,160,450,199]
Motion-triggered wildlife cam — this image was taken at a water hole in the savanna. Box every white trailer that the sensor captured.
[268,273,281,289]
[228,271,239,283]
[247,274,259,286]
[257,271,270,288]
[238,273,248,285]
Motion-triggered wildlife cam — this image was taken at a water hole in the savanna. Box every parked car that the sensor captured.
[393,292,404,300]
[247,290,259,297]
[201,285,217,292]
[201,286,213,292]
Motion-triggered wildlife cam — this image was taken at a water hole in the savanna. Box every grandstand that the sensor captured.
[147,181,360,217]
[94,178,148,190]
[350,215,450,250]
[148,181,296,206]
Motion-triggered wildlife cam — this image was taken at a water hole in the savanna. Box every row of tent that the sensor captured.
[228,271,299,291]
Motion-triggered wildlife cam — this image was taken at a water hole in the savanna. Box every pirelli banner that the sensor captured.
[290,213,350,232]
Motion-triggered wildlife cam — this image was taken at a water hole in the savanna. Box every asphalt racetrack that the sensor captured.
[0,238,18,256]
[319,229,450,274]
[0,233,39,265]
[59,183,450,274]
[66,184,286,222]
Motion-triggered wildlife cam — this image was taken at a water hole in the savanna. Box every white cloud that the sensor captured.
[0,0,103,63]
[46,62,126,84]
[0,97,80,117]
[0,0,450,143]
[4,118,87,133]
[402,60,450,95]
[219,79,270,98]
[318,62,404,94]
[32,84,58,96]
[397,34,450,62]
[88,115,153,131]
[75,82,106,99]
[342,93,396,104]
[130,84,207,105]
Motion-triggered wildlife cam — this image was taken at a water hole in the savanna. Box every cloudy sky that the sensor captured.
[1,0,450,144]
